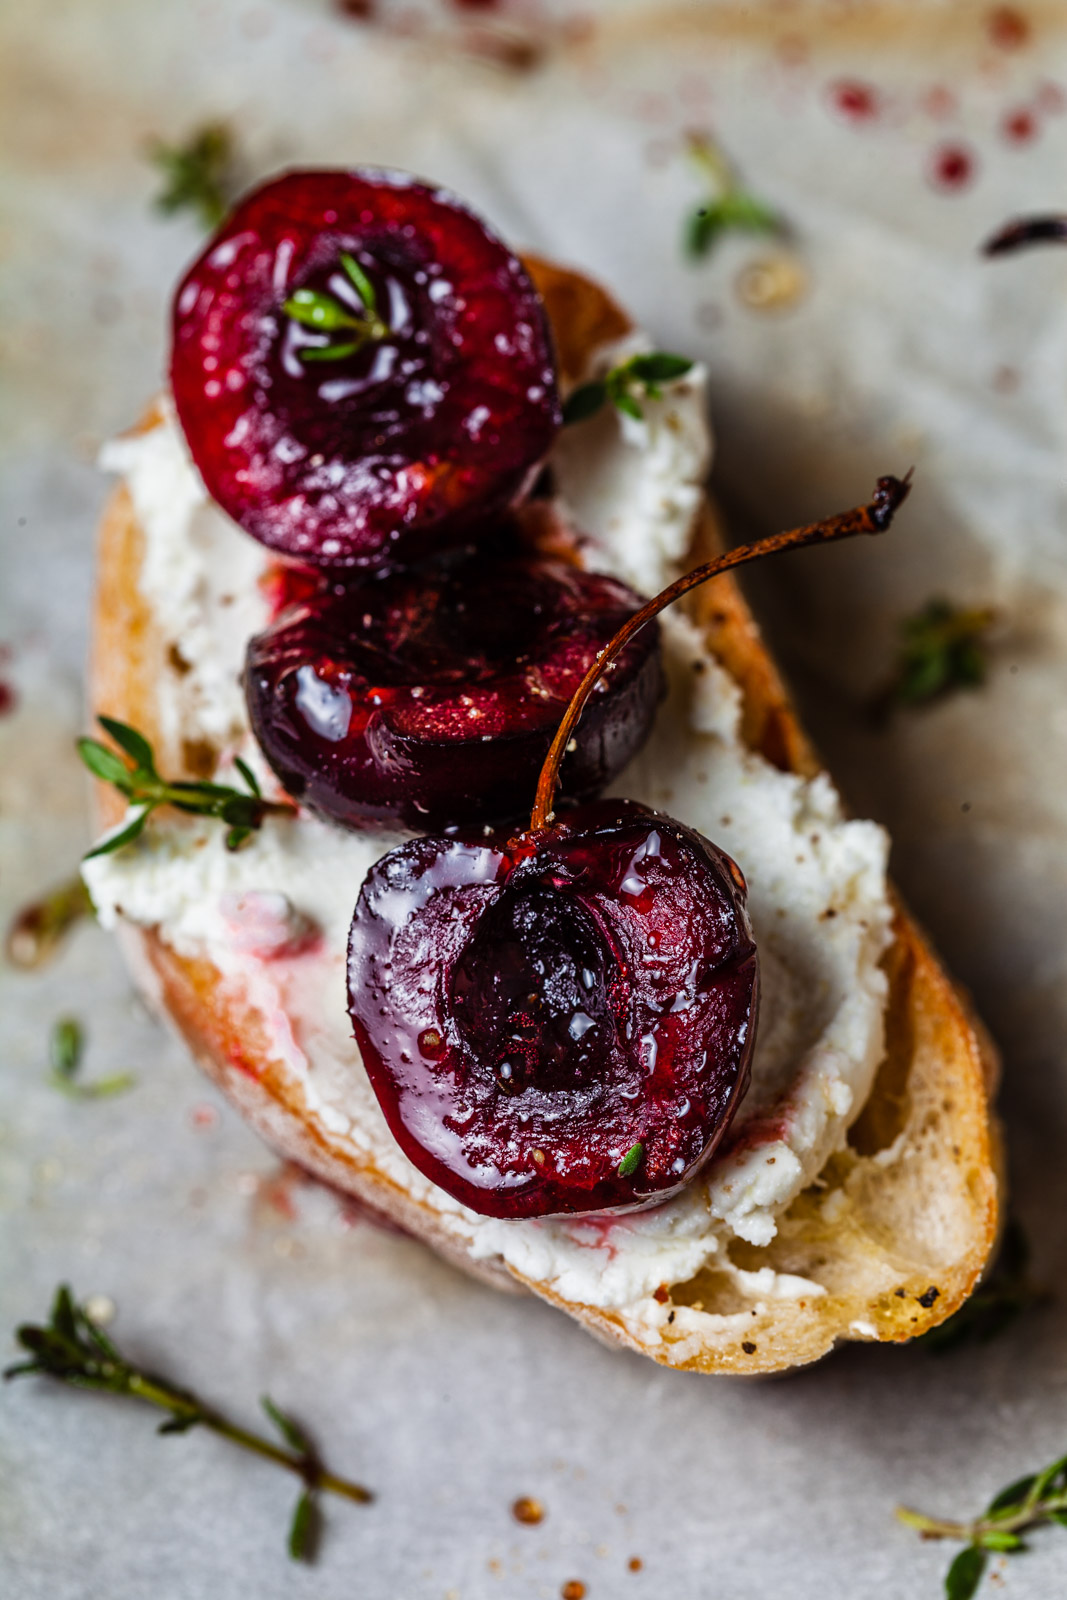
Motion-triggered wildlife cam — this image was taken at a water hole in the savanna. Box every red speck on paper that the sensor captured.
[190,1102,219,1129]
[827,78,881,121]
[921,84,957,120]
[1037,79,1066,113]
[928,142,978,192]
[987,6,1031,50]
[1001,106,1038,143]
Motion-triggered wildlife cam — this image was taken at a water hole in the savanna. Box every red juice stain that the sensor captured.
[827,78,881,121]
[1037,80,1066,114]
[450,0,501,9]
[928,142,978,192]
[921,84,957,120]
[336,0,376,18]
[1001,106,1038,143]
[987,6,1031,50]
[0,681,15,718]
[259,561,323,620]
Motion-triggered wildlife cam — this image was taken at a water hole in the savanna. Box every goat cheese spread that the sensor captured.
[86,363,892,1347]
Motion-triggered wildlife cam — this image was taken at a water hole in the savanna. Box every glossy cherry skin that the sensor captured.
[244,539,663,829]
[347,801,759,1218]
[171,169,560,570]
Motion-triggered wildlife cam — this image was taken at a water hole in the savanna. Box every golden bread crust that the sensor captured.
[90,261,999,1373]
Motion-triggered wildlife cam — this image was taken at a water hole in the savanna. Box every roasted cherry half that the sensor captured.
[347,476,912,1218]
[171,169,560,570]
[244,536,662,829]
[347,801,758,1218]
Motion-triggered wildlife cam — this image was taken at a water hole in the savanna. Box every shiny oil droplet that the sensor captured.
[736,254,807,312]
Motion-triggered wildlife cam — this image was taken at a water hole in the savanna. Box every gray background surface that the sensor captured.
[2,2,1067,1595]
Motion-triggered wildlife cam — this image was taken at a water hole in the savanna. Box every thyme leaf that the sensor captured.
[148,122,236,231]
[339,251,378,317]
[283,288,366,332]
[617,1142,643,1178]
[684,132,784,261]
[563,352,694,426]
[5,1286,372,1563]
[48,1016,135,1101]
[77,718,291,858]
[50,1017,83,1078]
[899,1444,1067,1596]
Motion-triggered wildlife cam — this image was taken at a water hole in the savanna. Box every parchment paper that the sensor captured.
[3,3,1067,1595]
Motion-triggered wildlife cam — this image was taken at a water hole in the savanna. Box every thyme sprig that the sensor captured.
[684,132,783,260]
[49,1017,134,1101]
[876,599,995,716]
[78,717,291,857]
[284,251,391,362]
[899,1450,1067,1598]
[148,122,237,231]
[5,1286,372,1563]
[563,352,694,425]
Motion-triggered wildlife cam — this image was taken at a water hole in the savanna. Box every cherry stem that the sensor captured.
[983,214,1067,256]
[529,473,913,833]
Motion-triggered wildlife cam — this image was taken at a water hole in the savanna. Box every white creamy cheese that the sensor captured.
[100,404,268,758]
[88,360,892,1344]
[551,335,712,594]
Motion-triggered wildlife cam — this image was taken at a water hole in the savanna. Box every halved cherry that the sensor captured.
[348,801,757,1218]
[347,477,911,1218]
[244,524,662,829]
[171,169,560,570]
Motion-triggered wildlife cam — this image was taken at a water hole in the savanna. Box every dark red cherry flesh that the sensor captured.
[244,537,662,830]
[171,169,560,570]
[347,801,758,1218]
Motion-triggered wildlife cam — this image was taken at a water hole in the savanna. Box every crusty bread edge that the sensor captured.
[89,258,1000,1374]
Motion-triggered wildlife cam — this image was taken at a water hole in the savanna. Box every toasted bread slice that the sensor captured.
[89,259,1000,1374]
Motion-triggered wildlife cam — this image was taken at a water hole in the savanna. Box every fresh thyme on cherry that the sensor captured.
[77,716,290,856]
[347,475,911,1219]
[283,249,392,361]
[5,1286,371,1562]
